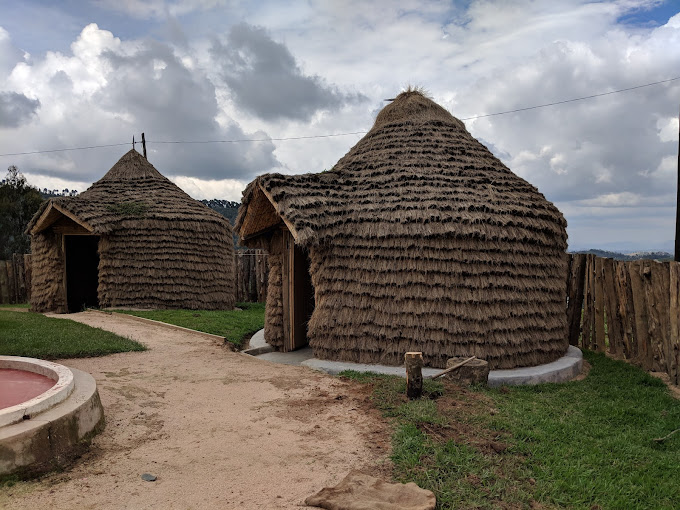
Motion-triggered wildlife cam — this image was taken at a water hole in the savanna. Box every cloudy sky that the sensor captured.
[1,0,679,252]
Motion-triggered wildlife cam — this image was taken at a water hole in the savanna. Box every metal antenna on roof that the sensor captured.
[142,132,147,160]
[132,135,136,151]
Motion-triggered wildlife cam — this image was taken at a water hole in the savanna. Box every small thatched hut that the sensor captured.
[235,90,569,369]
[27,149,235,312]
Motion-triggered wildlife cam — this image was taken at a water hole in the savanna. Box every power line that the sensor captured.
[1,76,678,158]
[149,131,368,144]
[460,76,680,120]
[1,142,131,157]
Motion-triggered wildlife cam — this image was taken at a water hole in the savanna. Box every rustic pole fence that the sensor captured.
[567,254,680,385]
[0,254,32,305]
[234,249,269,303]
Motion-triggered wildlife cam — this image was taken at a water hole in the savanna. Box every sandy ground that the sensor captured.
[3,312,391,509]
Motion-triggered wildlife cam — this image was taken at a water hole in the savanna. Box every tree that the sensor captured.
[0,165,44,259]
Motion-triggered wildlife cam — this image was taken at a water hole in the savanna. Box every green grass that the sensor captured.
[0,303,30,308]
[0,311,145,359]
[342,352,680,510]
[114,302,265,348]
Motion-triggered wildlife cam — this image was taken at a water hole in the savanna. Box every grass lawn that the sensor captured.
[343,351,680,510]
[114,302,265,348]
[0,311,145,359]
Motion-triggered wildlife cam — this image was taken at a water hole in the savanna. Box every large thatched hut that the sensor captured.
[27,149,235,312]
[235,91,568,369]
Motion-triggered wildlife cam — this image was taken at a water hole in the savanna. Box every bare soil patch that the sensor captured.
[3,312,390,509]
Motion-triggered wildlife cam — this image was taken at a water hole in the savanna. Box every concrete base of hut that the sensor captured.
[244,330,583,386]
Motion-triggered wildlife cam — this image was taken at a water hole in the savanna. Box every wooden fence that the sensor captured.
[566,254,679,385]
[0,254,32,304]
[234,249,269,303]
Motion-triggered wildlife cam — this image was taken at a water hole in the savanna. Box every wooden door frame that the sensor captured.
[280,228,313,352]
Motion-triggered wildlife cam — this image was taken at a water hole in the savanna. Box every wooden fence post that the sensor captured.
[594,256,606,352]
[602,258,622,356]
[670,262,680,385]
[566,254,586,346]
[405,352,423,399]
[581,254,596,350]
[24,254,32,302]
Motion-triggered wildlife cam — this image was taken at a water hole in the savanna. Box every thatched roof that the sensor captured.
[236,91,566,248]
[236,90,568,368]
[28,149,235,311]
[28,149,230,235]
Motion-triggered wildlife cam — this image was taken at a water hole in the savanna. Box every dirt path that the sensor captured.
[4,312,390,509]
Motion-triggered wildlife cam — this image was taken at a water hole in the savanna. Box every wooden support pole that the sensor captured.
[141,132,147,159]
[405,352,423,399]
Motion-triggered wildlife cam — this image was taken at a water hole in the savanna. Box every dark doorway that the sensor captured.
[65,235,100,312]
[282,229,315,351]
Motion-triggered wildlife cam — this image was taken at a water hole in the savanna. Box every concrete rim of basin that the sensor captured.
[0,356,75,427]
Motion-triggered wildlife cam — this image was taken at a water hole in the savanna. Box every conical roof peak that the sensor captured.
[96,149,166,183]
[372,90,465,131]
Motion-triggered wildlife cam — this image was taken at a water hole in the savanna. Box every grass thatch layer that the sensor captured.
[29,150,235,311]
[30,231,67,313]
[237,91,568,368]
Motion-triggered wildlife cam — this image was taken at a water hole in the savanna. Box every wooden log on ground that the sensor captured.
[429,356,477,380]
[566,254,587,347]
[405,352,423,399]
[594,256,606,352]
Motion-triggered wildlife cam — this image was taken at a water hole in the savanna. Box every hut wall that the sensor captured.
[97,220,235,310]
[307,237,569,370]
[29,231,67,313]
[263,229,284,348]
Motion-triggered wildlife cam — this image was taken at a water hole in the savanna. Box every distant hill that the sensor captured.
[40,189,79,199]
[201,199,242,248]
[201,199,240,225]
[572,249,673,261]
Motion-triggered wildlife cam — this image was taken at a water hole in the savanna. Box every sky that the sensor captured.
[0,0,679,253]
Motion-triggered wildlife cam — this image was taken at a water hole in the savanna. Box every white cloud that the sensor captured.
[0,1,679,251]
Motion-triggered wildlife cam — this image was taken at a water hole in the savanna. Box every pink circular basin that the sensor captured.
[0,369,56,409]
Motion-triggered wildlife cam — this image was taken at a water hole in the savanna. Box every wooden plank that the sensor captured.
[24,254,32,302]
[616,261,636,360]
[594,256,606,352]
[602,257,621,356]
[642,261,665,371]
[566,254,586,346]
[669,262,680,385]
[629,260,651,369]
[0,261,9,304]
[281,231,292,351]
[14,253,25,303]
[581,254,595,350]
[649,262,670,373]
[6,257,16,305]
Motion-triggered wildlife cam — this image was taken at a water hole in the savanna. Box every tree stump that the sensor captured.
[444,357,489,385]
[405,352,423,399]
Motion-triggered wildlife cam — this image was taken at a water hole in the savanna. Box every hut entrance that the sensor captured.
[281,229,314,351]
[65,235,100,312]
